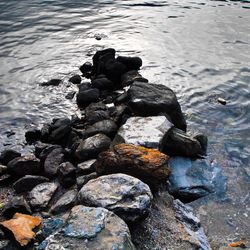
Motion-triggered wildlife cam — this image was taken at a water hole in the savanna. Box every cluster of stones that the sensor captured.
[0,48,212,249]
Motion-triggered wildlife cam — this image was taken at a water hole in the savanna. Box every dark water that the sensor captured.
[0,0,249,247]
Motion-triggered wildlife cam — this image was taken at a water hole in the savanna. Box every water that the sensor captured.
[0,0,249,247]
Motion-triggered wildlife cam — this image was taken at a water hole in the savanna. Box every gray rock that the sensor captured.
[13,175,49,193]
[78,173,152,223]
[7,155,41,177]
[50,189,77,215]
[115,116,173,149]
[57,162,76,188]
[28,182,59,211]
[76,172,98,190]
[75,134,111,162]
[77,159,96,176]
[0,149,21,165]
[39,205,135,250]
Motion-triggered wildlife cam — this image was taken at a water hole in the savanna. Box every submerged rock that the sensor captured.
[40,79,62,87]
[78,173,152,223]
[0,149,21,165]
[127,81,186,131]
[69,74,81,85]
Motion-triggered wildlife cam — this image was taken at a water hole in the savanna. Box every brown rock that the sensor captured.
[95,143,170,190]
[0,213,41,246]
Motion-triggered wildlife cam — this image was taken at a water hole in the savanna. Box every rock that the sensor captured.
[75,134,111,162]
[48,122,71,145]
[39,205,135,250]
[69,75,81,85]
[25,129,41,143]
[0,213,41,247]
[127,81,187,131]
[35,144,62,161]
[91,77,114,90]
[28,182,58,211]
[79,62,93,74]
[84,102,110,124]
[121,70,148,87]
[7,155,41,177]
[40,217,65,239]
[44,148,65,178]
[160,127,207,158]
[115,116,173,149]
[109,104,131,125]
[78,173,152,223]
[217,97,227,105]
[95,143,170,190]
[77,159,96,175]
[117,56,142,71]
[2,196,32,218]
[50,189,77,215]
[0,165,7,176]
[0,150,21,165]
[65,91,76,99]
[0,174,13,186]
[13,175,49,193]
[57,162,76,188]
[40,79,62,87]
[104,59,127,84]
[76,87,100,107]
[40,124,52,141]
[76,173,97,189]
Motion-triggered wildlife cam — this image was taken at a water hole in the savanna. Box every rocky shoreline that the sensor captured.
[0,48,219,249]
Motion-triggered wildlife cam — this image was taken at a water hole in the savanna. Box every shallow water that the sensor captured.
[0,0,249,247]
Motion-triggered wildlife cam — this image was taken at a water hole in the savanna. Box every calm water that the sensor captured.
[0,0,249,247]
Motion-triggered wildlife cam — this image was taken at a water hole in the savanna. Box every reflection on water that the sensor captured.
[0,0,249,247]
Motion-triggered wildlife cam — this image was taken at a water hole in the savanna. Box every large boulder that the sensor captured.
[114,116,173,149]
[127,81,186,131]
[95,143,170,190]
[78,173,152,223]
[39,205,135,250]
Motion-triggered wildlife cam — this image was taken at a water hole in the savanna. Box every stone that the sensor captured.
[39,205,135,250]
[2,196,32,218]
[7,155,41,177]
[0,174,13,186]
[69,75,81,85]
[13,175,49,193]
[78,173,152,223]
[25,129,41,143]
[36,144,62,161]
[76,173,98,189]
[121,70,148,87]
[0,165,7,176]
[40,79,62,87]
[127,81,186,131]
[117,56,142,71]
[50,189,77,215]
[40,217,65,239]
[95,143,170,190]
[77,159,96,176]
[57,162,76,188]
[91,77,114,90]
[79,62,93,74]
[0,213,41,247]
[115,116,173,149]
[28,182,58,211]
[109,104,131,125]
[160,127,207,158]
[0,150,21,165]
[217,97,227,105]
[65,91,76,99]
[76,87,100,107]
[105,59,127,84]
[75,134,111,162]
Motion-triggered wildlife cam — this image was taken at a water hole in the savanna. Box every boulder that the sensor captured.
[35,143,62,160]
[0,174,13,186]
[0,149,21,165]
[91,77,114,90]
[75,134,111,162]
[39,205,135,250]
[104,59,127,84]
[76,173,97,189]
[76,87,100,107]
[115,116,173,149]
[121,70,148,87]
[7,155,41,177]
[13,175,49,193]
[28,182,58,211]
[117,56,142,71]
[95,143,170,190]
[127,81,186,131]
[79,62,93,74]
[78,173,152,223]
[57,162,76,188]
[69,75,81,85]
[77,159,96,176]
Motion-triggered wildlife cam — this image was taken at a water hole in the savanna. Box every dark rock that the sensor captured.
[95,143,171,190]
[69,75,81,85]
[121,70,148,87]
[79,62,93,74]
[0,174,13,186]
[128,81,187,131]
[76,173,98,190]
[194,133,208,156]
[52,118,71,128]
[2,196,32,218]
[65,91,76,99]
[104,59,127,84]
[91,77,114,90]
[57,162,76,188]
[109,104,131,125]
[76,87,100,107]
[50,189,77,214]
[48,124,71,145]
[7,155,41,177]
[217,97,227,105]
[117,56,142,71]
[13,175,49,194]
[25,129,41,143]
[35,144,62,161]
[75,134,111,162]
[77,159,96,176]
[84,102,110,124]
[0,150,21,165]
[40,79,62,87]
[78,173,152,223]
[0,165,7,176]
[40,217,65,239]
[40,124,52,141]
[160,127,207,158]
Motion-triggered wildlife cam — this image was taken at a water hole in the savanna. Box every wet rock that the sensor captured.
[91,77,114,90]
[13,175,49,194]
[69,75,81,85]
[0,213,41,247]
[28,182,58,211]
[40,217,65,239]
[40,79,62,87]
[75,133,111,162]
[76,87,100,107]
[48,125,71,145]
[121,70,148,87]
[35,144,62,161]
[95,143,170,190]
[77,159,96,175]
[128,81,187,131]
[160,127,207,158]
[0,174,13,186]
[79,62,93,74]
[7,155,41,177]
[105,59,127,84]
[40,124,52,141]
[65,91,76,99]
[2,196,31,218]
[84,102,110,124]
[39,205,135,250]
[0,150,21,165]
[117,56,142,71]
[217,97,227,105]
[78,173,152,223]
[0,165,7,176]
[115,116,173,149]
[25,129,41,143]
[76,172,97,189]
[57,162,76,188]
[109,104,131,125]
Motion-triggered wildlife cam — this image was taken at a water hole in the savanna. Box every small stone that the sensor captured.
[57,162,76,188]
[40,79,62,87]
[217,97,227,105]
[69,75,81,85]
[0,149,21,165]
[79,62,93,74]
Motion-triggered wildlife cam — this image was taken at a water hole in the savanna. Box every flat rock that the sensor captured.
[39,205,135,250]
[95,143,170,190]
[78,173,152,223]
[115,116,173,149]
[127,81,186,131]
[0,149,21,165]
